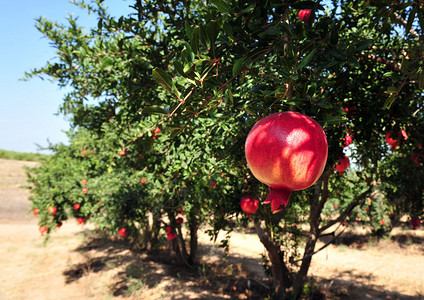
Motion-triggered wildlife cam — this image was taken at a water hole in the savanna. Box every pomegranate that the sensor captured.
[118,228,127,237]
[73,203,81,210]
[81,179,87,185]
[410,217,421,230]
[33,208,40,215]
[385,130,407,151]
[341,134,353,148]
[39,226,48,235]
[333,155,350,175]
[176,217,184,224]
[167,232,176,241]
[48,206,57,214]
[77,217,85,224]
[83,187,88,194]
[240,195,259,216]
[298,9,313,24]
[166,225,172,233]
[245,112,328,213]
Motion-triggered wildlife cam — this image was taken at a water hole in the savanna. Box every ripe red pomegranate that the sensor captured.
[118,228,127,237]
[73,203,81,210]
[48,206,57,214]
[410,217,421,230]
[39,226,48,235]
[33,208,40,215]
[245,112,328,213]
[298,9,313,23]
[57,222,63,228]
[176,217,184,224]
[77,217,85,224]
[240,195,259,216]
[167,232,176,241]
[166,225,172,233]
[333,155,350,175]
[385,130,407,151]
[81,179,87,185]
[83,187,88,194]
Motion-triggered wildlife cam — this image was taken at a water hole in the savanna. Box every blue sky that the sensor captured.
[0,0,132,153]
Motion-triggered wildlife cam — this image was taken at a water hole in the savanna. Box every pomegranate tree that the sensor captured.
[245,112,328,213]
[333,155,350,175]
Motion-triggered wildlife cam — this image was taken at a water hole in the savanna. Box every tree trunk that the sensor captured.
[255,221,290,299]
[189,217,199,265]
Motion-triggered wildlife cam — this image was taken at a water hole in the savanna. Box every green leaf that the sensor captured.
[354,39,373,52]
[191,26,200,55]
[232,57,246,76]
[174,60,185,75]
[142,106,169,115]
[210,0,230,14]
[152,68,173,94]
[418,71,424,90]
[206,20,220,47]
[227,85,233,104]
[406,5,417,35]
[297,48,316,70]
[152,68,180,98]
[383,94,397,110]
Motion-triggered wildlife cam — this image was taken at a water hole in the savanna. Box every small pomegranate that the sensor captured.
[118,227,127,237]
[381,219,386,226]
[245,112,328,213]
[167,232,176,241]
[166,225,172,233]
[119,149,127,157]
[33,208,40,215]
[298,9,314,24]
[385,130,407,151]
[139,177,147,184]
[81,179,87,185]
[410,217,421,230]
[333,155,350,175]
[83,187,88,194]
[240,195,259,216]
[176,217,184,224]
[341,134,353,148]
[73,203,81,210]
[48,207,57,214]
[39,226,48,235]
[77,217,85,224]
[57,222,63,228]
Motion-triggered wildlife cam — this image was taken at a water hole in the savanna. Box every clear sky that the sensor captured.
[0,0,133,153]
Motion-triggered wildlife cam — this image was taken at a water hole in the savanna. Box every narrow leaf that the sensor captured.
[191,26,200,55]
[233,57,246,76]
[297,48,317,70]
[152,68,173,94]
[210,0,230,14]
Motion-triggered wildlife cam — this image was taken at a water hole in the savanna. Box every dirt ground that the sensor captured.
[0,158,423,299]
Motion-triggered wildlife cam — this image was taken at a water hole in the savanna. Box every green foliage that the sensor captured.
[0,149,48,161]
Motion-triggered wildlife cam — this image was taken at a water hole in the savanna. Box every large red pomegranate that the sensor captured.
[385,129,407,151]
[240,195,259,216]
[245,112,328,213]
[333,154,350,175]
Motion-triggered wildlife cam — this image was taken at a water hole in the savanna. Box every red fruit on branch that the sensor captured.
[83,187,88,194]
[385,130,407,151]
[245,112,328,213]
[77,217,85,224]
[298,9,314,24]
[118,228,127,237]
[57,222,62,228]
[341,134,353,148]
[48,207,57,214]
[333,155,350,175]
[176,217,184,224]
[154,127,161,134]
[73,203,81,210]
[39,226,48,235]
[240,195,259,216]
[81,179,87,185]
[381,219,386,226]
[119,149,127,157]
[333,204,338,209]
[139,177,147,184]
[410,217,421,230]
[167,232,176,241]
[166,225,172,234]
[33,208,40,215]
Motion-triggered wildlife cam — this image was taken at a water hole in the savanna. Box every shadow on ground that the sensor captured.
[314,271,424,300]
[63,230,269,299]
